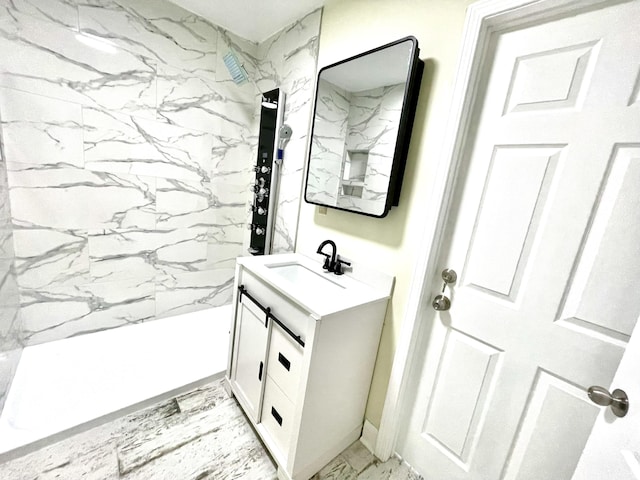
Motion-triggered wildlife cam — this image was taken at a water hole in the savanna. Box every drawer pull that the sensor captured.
[258,361,264,381]
[278,353,291,371]
[271,406,283,426]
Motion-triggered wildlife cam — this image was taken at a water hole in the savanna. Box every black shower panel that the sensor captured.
[248,88,279,255]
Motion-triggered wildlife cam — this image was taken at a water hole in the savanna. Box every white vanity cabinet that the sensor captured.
[225,253,392,480]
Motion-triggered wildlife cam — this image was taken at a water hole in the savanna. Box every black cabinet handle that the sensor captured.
[238,285,269,327]
[258,361,263,381]
[278,352,291,371]
[271,407,283,426]
[238,285,305,348]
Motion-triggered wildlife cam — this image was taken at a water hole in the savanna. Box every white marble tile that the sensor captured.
[155,268,234,318]
[83,106,213,182]
[88,227,208,282]
[78,0,218,80]
[0,227,13,262]
[271,187,300,253]
[211,178,251,207]
[0,152,14,259]
[0,260,20,343]
[0,0,79,30]
[154,227,208,273]
[12,228,89,289]
[207,207,245,269]
[156,64,225,133]
[281,9,321,108]
[0,88,84,167]
[211,133,255,186]
[7,162,156,230]
[256,28,285,93]
[19,277,155,345]
[156,178,214,230]
[266,9,321,252]
[0,11,156,119]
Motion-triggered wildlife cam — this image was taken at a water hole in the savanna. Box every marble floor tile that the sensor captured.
[0,379,422,480]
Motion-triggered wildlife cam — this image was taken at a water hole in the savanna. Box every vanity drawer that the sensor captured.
[261,377,295,458]
[267,323,304,402]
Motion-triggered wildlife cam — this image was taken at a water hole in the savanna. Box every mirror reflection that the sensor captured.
[305,37,423,217]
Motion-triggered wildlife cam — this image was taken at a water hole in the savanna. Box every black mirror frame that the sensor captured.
[304,36,424,218]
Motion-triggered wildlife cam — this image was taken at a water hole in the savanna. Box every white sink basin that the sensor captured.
[267,262,346,295]
[238,253,393,317]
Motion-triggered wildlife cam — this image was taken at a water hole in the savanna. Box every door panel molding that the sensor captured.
[374,0,624,463]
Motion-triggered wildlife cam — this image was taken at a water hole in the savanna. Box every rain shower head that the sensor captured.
[223,50,277,110]
[222,51,249,85]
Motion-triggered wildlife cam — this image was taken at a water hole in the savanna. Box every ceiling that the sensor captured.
[168,0,325,43]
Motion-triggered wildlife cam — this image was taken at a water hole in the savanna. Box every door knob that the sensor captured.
[432,268,457,311]
[432,294,451,311]
[587,386,629,418]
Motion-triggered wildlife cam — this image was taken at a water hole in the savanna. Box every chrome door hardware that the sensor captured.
[432,268,457,311]
[441,268,457,284]
[587,385,629,418]
[432,295,451,311]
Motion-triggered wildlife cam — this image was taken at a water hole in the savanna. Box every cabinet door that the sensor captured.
[231,293,269,422]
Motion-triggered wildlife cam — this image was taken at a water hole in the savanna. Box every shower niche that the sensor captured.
[248,88,285,256]
[341,149,369,198]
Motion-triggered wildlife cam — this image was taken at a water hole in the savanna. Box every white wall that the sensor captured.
[296,0,475,427]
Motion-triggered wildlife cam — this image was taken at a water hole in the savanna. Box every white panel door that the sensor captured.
[572,319,640,480]
[398,1,640,479]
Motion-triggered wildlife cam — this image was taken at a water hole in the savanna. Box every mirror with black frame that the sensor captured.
[304,36,423,218]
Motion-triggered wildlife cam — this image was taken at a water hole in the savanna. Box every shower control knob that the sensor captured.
[255,227,265,235]
[252,185,268,196]
[248,205,267,215]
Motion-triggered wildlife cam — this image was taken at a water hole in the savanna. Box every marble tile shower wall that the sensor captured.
[255,9,321,253]
[0,128,22,413]
[0,0,321,346]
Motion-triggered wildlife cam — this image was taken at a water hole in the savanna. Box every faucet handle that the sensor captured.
[334,258,351,276]
[318,253,331,270]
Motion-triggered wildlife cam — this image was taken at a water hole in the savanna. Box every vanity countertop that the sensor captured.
[236,253,391,318]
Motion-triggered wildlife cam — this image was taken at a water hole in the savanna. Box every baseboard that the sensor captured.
[359,420,378,456]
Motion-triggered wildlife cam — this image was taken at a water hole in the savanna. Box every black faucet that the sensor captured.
[317,239,336,271]
[316,239,351,275]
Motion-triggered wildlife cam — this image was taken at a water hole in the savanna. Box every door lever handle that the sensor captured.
[587,385,629,418]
